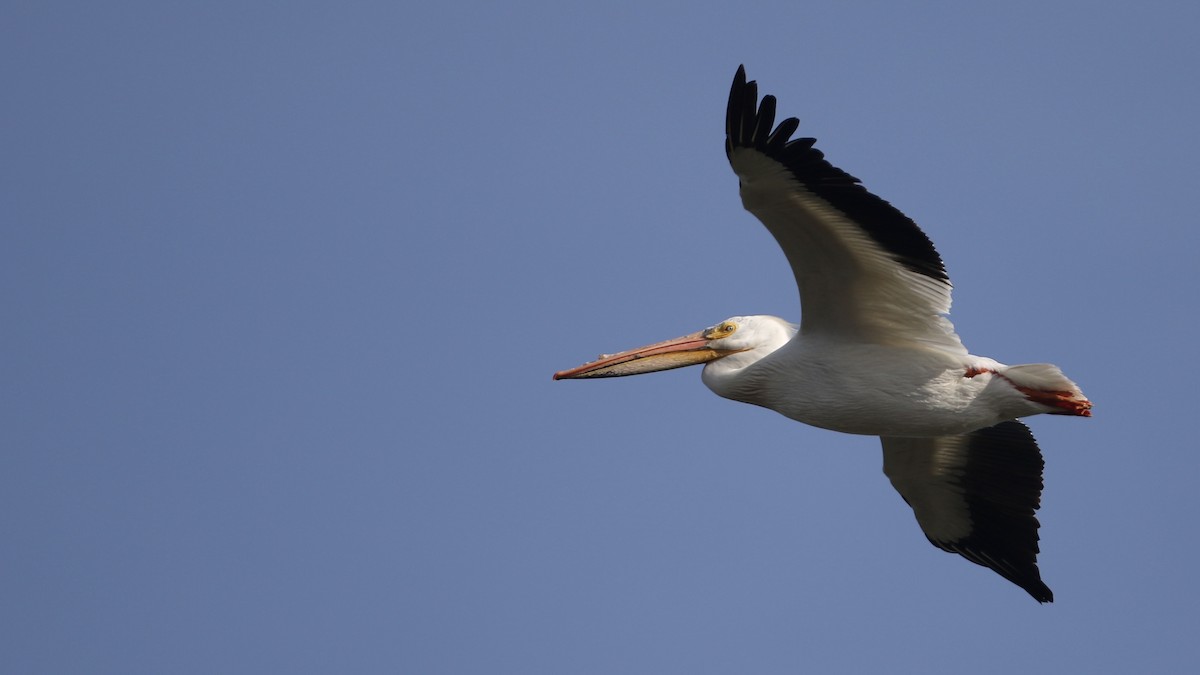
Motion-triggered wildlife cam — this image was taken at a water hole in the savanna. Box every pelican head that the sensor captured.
[553,315,796,380]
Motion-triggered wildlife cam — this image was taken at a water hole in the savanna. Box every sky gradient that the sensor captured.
[5,2,1199,673]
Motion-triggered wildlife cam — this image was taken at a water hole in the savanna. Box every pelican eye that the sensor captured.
[715,322,737,336]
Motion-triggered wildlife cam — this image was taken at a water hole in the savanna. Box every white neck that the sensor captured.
[700,315,797,404]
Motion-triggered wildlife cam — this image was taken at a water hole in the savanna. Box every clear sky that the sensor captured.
[5,1,1199,673]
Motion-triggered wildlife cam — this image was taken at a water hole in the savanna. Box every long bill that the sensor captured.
[553,330,731,379]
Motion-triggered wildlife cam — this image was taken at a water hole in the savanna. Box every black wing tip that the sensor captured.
[727,65,806,159]
[1012,571,1053,603]
[958,421,1054,603]
[724,65,950,285]
[1014,572,1054,603]
[1029,581,1054,604]
[939,537,1053,603]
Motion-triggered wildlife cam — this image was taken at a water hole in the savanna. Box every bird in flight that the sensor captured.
[554,66,1091,602]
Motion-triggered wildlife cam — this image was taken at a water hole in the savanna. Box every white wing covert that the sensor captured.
[881,421,1052,602]
[726,66,965,355]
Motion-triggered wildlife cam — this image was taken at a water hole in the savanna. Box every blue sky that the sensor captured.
[5,1,1199,672]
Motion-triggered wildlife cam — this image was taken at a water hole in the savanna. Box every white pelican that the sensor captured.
[554,66,1091,603]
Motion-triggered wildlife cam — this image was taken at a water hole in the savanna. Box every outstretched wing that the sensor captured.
[726,65,965,355]
[881,421,1053,602]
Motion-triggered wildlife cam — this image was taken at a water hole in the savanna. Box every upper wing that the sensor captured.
[881,421,1053,602]
[726,66,965,354]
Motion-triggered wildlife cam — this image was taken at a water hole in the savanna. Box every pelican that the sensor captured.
[553,66,1091,603]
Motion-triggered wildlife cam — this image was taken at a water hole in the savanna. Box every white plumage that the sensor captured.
[555,66,1090,602]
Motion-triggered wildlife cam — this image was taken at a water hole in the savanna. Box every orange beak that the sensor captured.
[553,330,730,379]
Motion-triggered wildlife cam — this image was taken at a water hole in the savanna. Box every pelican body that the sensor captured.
[554,67,1090,603]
